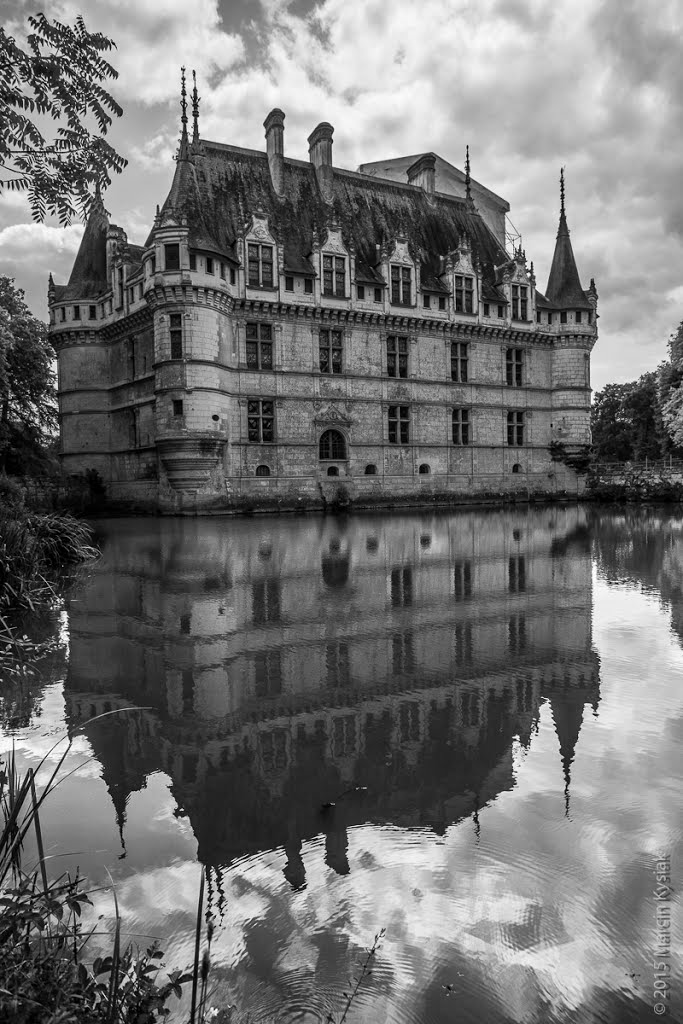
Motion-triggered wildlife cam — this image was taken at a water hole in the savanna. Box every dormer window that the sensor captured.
[511,284,528,320]
[165,244,180,271]
[248,243,274,288]
[391,265,411,305]
[323,255,345,297]
[455,276,474,313]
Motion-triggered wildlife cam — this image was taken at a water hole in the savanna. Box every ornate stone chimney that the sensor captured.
[264,108,285,196]
[407,152,436,194]
[308,122,334,203]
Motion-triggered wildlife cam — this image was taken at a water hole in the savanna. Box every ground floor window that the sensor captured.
[319,429,346,460]
[247,399,275,442]
[507,411,525,446]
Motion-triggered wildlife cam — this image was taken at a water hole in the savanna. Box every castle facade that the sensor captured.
[49,76,597,513]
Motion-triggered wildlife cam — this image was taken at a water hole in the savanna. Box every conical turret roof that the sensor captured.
[62,190,109,299]
[545,171,591,309]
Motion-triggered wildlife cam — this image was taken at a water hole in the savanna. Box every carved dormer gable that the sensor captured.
[320,225,349,256]
[388,237,414,266]
[245,210,277,246]
[312,402,354,427]
[450,236,477,278]
[505,248,533,322]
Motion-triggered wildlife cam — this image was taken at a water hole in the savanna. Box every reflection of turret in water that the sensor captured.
[64,506,600,881]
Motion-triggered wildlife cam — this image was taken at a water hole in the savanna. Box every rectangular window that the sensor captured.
[452,408,470,445]
[89,305,96,320]
[455,621,473,665]
[506,348,524,386]
[483,302,490,317]
[509,613,527,654]
[206,257,214,275]
[576,310,582,323]
[138,284,143,300]
[230,268,236,285]
[451,341,468,382]
[439,296,446,311]
[170,313,183,359]
[536,310,541,323]
[60,307,65,322]
[247,243,274,288]
[323,254,345,297]
[391,567,413,607]
[423,294,431,308]
[189,253,196,271]
[374,287,382,302]
[388,405,410,444]
[117,268,124,309]
[548,312,553,324]
[252,579,281,624]
[560,310,567,324]
[507,410,525,446]
[357,285,365,300]
[172,399,184,417]
[512,284,528,320]
[509,555,526,593]
[387,335,408,378]
[246,322,273,370]
[304,278,313,294]
[326,641,351,687]
[247,398,275,442]
[390,265,411,305]
[285,275,294,291]
[220,262,226,279]
[73,305,80,320]
[454,560,472,601]
[165,243,180,271]
[455,275,474,313]
[319,328,343,374]
[394,638,415,679]
[587,309,592,324]
[497,304,504,318]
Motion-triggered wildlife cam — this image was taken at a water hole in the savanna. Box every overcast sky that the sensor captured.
[2,0,682,391]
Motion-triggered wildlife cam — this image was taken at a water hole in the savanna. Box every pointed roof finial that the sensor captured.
[560,166,566,217]
[178,66,189,160]
[465,145,472,202]
[191,69,200,145]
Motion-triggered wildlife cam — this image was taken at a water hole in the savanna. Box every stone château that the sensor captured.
[48,72,598,513]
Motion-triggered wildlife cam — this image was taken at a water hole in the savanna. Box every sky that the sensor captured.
[1,0,683,391]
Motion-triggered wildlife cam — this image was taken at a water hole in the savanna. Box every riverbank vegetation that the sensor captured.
[591,320,683,464]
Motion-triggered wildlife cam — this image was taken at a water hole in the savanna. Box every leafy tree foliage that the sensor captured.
[659,322,683,448]
[592,322,683,463]
[591,383,638,462]
[0,276,56,474]
[0,13,126,224]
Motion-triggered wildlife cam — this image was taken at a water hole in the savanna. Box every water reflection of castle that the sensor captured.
[65,507,600,882]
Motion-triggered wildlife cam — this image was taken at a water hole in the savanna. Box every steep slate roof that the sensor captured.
[157,141,511,300]
[545,209,592,309]
[55,194,109,300]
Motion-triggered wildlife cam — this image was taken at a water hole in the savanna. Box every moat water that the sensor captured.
[1,506,682,1023]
